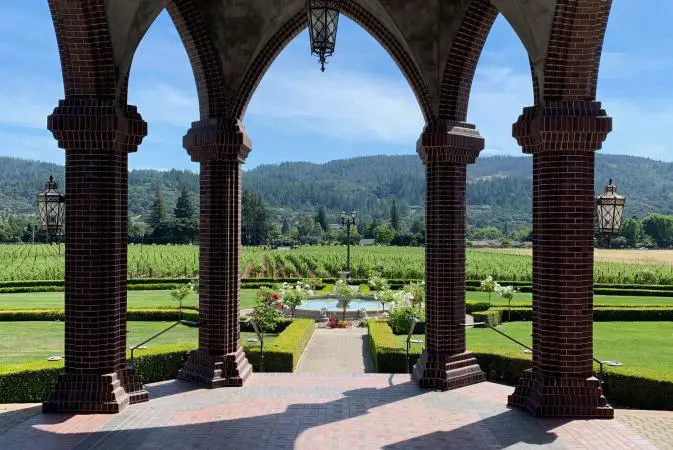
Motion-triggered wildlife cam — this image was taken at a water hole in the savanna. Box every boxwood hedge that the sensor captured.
[471,306,673,326]
[367,319,673,411]
[0,319,315,403]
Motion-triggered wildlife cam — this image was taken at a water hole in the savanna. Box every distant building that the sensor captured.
[359,238,376,246]
[469,239,502,248]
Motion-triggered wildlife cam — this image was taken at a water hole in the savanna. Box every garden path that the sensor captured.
[296,327,375,373]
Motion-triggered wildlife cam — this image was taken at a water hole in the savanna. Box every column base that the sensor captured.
[178,347,252,388]
[412,350,485,390]
[508,369,614,418]
[42,366,148,413]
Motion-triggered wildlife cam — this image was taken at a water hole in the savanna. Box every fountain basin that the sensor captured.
[291,295,385,320]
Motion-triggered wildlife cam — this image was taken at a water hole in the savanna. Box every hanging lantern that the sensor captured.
[307,0,343,72]
[37,176,65,243]
[596,178,625,243]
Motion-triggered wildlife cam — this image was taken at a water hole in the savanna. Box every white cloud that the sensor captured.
[246,67,424,143]
[602,98,673,161]
[468,66,533,156]
[468,63,673,162]
[129,83,198,127]
[0,73,62,130]
[0,130,62,163]
[599,51,673,80]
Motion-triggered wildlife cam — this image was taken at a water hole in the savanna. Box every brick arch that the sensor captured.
[48,0,117,99]
[540,0,613,102]
[115,1,227,118]
[231,2,433,123]
[166,1,228,118]
[438,0,499,123]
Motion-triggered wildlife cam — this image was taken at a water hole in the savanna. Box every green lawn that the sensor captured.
[0,321,275,365]
[467,291,673,306]
[397,322,673,379]
[1,290,672,312]
[0,289,259,311]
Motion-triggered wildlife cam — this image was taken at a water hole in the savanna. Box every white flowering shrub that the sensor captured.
[480,276,498,305]
[278,281,313,317]
[402,281,425,306]
[368,272,390,292]
[387,290,424,335]
[494,284,516,321]
[374,289,396,311]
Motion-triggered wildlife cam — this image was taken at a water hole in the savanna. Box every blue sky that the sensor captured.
[1,1,672,171]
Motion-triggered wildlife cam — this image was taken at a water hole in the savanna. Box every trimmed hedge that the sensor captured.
[5,276,673,296]
[472,308,532,327]
[465,301,491,314]
[0,308,199,322]
[368,320,407,373]
[0,286,63,294]
[367,319,673,411]
[472,306,673,326]
[0,343,193,403]
[240,318,292,334]
[0,319,315,403]
[244,319,315,372]
[593,307,673,321]
[593,288,673,297]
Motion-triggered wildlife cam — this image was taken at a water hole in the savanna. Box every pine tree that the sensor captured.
[173,186,198,243]
[174,185,195,219]
[390,200,400,231]
[315,206,328,232]
[281,218,290,235]
[149,185,166,230]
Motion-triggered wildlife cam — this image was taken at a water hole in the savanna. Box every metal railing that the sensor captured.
[468,321,610,383]
[129,304,199,369]
[406,317,423,374]
[243,317,265,372]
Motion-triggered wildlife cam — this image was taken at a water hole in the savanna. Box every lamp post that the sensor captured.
[340,210,356,275]
[37,176,65,245]
[596,178,626,248]
[306,0,343,72]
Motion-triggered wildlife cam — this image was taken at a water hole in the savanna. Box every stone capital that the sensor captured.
[184,119,251,163]
[416,121,484,165]
[47,98,147,153]
[513,101,612,154]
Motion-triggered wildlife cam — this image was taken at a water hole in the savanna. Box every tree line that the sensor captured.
[609,213,673,248]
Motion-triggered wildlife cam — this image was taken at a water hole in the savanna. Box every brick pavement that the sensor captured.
[1,375,670,449]
[296,327,374,374]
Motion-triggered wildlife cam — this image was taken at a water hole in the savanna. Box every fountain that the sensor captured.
[292,272,384,319]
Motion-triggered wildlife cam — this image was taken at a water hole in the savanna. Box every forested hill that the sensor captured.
[1,154,672,225]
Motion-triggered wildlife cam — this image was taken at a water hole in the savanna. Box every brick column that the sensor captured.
[508,101,614,418]
[412,122,486,390]
[178,119,252,387]
[43,99,148,413]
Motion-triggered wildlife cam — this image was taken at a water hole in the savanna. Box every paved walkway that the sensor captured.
[1,375,671,449]
[297,327,375,373]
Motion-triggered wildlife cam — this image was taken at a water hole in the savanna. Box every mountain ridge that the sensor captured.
[1,154,671,231]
